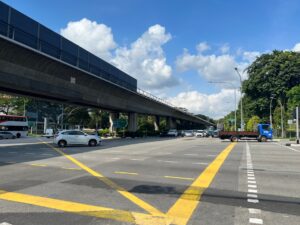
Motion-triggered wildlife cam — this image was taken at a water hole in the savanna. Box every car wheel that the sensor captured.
[261,136,267,142]
[16,133,21,138]
[231,136,238,142]
[89,139,97,147]
[58,140,67,148]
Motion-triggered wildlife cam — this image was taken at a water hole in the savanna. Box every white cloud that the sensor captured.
[111,24,178,89]
[168,89,240,119]
[60,18,117,60]
[196,42,210,53]
[175,44,256,87]
[292,43,300,52]
[220,43,230,54]
[242,51,260,62]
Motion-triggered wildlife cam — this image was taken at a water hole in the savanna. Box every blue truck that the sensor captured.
[219,124,273,142]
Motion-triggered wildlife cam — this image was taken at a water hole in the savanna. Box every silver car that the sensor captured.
[0,131,16,140]
[53,130,102,147]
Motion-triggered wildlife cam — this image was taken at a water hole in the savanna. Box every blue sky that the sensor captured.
[3,0,300,118]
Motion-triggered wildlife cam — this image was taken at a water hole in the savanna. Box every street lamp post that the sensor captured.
[278,99,284,138]
[234,67,244,131]
[209,81,237,131]
[270,94,275,129]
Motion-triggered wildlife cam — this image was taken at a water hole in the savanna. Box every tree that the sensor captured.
[0,94,28,115]
[243,50,300,118]
[246,116,260,131]
[287,85,300,111]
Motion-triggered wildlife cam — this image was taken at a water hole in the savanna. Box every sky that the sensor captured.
[3,0,300,118]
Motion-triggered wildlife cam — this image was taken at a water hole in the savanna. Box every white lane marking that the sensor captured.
[130,158,144,161]
[247,194,258,198]
[0,142,51,147]
[247,174,255,177]
[248,199,259,203]
[249,218,263,224]
[248,184,257,188]
[41,153,54,156]
[111,157,120,160]
[192,162,208,165]
[0,222,13,225]
[249,208,261,214]
[248,180,256,184]
[275,143,300,153]
[207,154,216,157]
[248,177,255,180]
[157,160,178,164]
[184,153,198,156]
[248,189,258,193]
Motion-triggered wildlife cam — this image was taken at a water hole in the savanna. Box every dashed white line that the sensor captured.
[249,218,263,224]
[248,177,255,180]
[184,153,198,156]
[248,189,258,193]
[248,184,257,188]
[248,199,259,203]
[159,160,178,164]
[192,162,208,165]
[249,208,261,214]
[247,194,258,198]
[248,180,256,184]
[130,158,144,161]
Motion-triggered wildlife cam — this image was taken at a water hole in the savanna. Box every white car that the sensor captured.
[54,130,102,147]
[183,130,194,137]
[167,129,178,137]
[195,130,205,137]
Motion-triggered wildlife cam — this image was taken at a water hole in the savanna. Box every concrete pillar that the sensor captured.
[154,116,160,131]
[167,117,177,130]
[109,112,119,134]
[128,112,138,132]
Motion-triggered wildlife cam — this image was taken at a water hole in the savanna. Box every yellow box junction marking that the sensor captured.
[167,143,237,225]
[0,189,169,225]
[43,142,164,217]
[4,141,235,224]
[30,163,47,167]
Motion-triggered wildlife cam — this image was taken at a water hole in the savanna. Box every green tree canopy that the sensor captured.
[243,50,300,118]
[246,115,260,131]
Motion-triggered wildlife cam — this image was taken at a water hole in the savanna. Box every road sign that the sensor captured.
[113,119,128,128]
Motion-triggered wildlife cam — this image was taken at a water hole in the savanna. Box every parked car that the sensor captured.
[167,129,178,137]
[42,128,54,138]
[195,130,205,137]
[183,130,194,137]
[53,130,102,147]
[0,131,16,139]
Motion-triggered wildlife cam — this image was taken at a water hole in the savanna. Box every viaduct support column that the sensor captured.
[128,113,138,132]
[154,116,160,131]
[109,112,119,135]
[167,117,177,130]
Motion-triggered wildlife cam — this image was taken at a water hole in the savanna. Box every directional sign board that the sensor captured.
[113,119,128,128]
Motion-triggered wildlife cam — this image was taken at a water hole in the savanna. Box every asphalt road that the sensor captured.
[0,137,299,225]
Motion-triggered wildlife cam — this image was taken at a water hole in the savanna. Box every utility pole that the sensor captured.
[296,106,299,144]
[234,68,244,131]
[278,99,284,138]
[269,94,275,129]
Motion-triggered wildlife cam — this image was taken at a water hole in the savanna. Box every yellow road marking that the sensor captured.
[167,143,236,225]
[30,164,47,167]
[114,171,139,175]
[0,189,170,225]
[164,176,194,181]
[43,142,164,217]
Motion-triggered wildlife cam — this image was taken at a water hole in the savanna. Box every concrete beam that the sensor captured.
[128,113,137,132]
[0,36,213,127]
